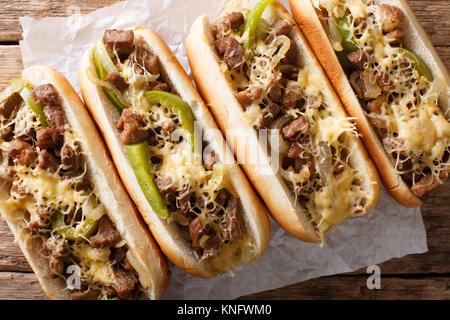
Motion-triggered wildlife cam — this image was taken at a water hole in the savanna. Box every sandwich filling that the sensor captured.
[314,0,450,198]
[88,29,255,273]
[212,1,372,240]
[0,80,144,299]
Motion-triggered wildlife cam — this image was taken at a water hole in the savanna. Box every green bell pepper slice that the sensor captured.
[19,86,48,127]
[144,91,195,148]
[334,14,360,72]
[92,47,128,111]
[126,141,169,219]
[51,212,98,241]
[243,0,276,50]
[395,48,433,82]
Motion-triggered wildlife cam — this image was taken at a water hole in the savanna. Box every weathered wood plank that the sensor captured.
[0,0,449,45]
[0,271,448,300]
[0,272,46,300]
[0,46,23,89]
[0,0,122,42]
[241,275,450,300]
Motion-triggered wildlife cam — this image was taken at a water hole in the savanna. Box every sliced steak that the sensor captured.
[105,73,129,91]
[267,73,283,103]
[44,237,66,277]
[223,196,244,240]
[282,116,309,139]
[259,101,281,129]
[32,84,59,106]
[61,145,80,172]
[112,268,139,299]
[178,189,193,217]
[130,46,160,75]
[287,142,305,159]
[36,127,62,150]
[6,139,37,167]
[235,86,263,107]
[215,37,244,69]
[90,216,121,248]
[203,150,218,171]
[212,188,231,216]
[103,29,134,59]
[43,104,66,133]
[117,108,149,145]
[376,4,405,33]
[0,92,22,119]
[217,12,244,33]
[411,174,441,198]
[347,49,368,71]
[148,80,170,92]
[385,28,405,45]
[267,19,292,43]
[0,126,14,141]
[38,150,59,172]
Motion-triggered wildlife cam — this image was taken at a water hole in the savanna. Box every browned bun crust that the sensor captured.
[79,27,270,278]
[0,66,170,299]
[289,0,450,207]
[186,0,381,242]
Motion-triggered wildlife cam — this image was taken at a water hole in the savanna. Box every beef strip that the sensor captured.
[287,142,305,159]
[375,70,395,93]
[411,174,442,198]
[61,145,80,172]
[148,80,170,92]
[347,49,368,71]
[36,127,62,150]
[104,73,129,92]
[211,188,231,216]
[130,46,160,75]
[203,150,218,171]
[376,4,405,33]
[215,37,244,69]
[189,216,217,249]
[235,86,263,107]
[38,149,58,172]
[217,12,244,33]
[44,237,66,277]
[282,40,297,65]
[32,84,59,106]
[117,108,149,145]
[267,73,283,103]
[0,92,22,119]
[385,28,405,45]
[223,196,244,240]
[90,216,121,248]
[43,104,66,134]
[0,126,13,141]
[266,19,292,43]
[282,116,309,139]
[203,235,220,258]
[103,29,134,59]
[111,268,139,299]
[178,189,193,218]
[259,101,281,129]
[6,139,37,166]
[112,247,135,272]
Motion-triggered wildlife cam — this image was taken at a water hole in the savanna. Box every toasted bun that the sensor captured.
[185,0,380,242]
[289,0,450,207]
[79,26,270,278]
[0,66,170,299]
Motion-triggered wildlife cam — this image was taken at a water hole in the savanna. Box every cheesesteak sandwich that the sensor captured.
[79,26,270,277]
[0,66,170,299]
[186,0,380,242]
[289,0,450,207]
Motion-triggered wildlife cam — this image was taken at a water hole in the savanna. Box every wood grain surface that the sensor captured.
[0,0,448,300]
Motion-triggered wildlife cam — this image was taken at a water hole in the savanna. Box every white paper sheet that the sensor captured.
[19,0,427,299]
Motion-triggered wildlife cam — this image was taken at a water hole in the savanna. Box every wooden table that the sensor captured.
[0,0,449,300]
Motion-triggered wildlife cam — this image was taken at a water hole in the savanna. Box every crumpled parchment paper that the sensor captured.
[19,0,427,299]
